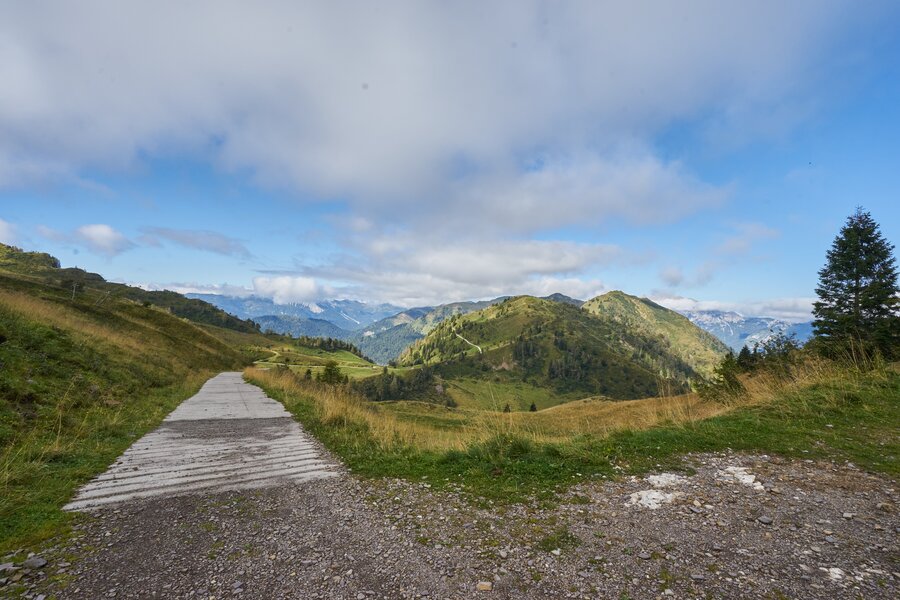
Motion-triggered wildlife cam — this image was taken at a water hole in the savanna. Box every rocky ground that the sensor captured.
[3,451,897,599]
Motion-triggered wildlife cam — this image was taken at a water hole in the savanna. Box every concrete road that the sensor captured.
[64,372,336,511]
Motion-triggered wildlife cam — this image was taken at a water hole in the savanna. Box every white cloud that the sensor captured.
[0,218,17,244]
[285,237,620,306]
[434,149,728,234]
[0,0,868,215]
[652,293,815,322]
[142,227,251,257]
[74,224,133,257]
[252,276,331,305]
[35,222,135,256]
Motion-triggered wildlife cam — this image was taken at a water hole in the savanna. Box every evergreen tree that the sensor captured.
[320,360,344,384]
[529,402,537,412]
[813,207,899,358]
[736,345,755,372]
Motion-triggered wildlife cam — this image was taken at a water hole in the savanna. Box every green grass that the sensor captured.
[0,377,209,554]
[443,377,582,411]
[254,342,415,381]
[536,526,580,552]
[250,366,899,503]
[0,273,244,553]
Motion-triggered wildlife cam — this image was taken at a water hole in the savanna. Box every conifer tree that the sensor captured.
[736,345,755,372]
[813,207,898,358]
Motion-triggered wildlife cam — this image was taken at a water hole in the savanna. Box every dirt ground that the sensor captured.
[5,448,898,600]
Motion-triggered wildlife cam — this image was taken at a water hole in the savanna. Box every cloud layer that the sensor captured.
[1,1,859,211]
[653,293,815,322]
[2,2,879,314]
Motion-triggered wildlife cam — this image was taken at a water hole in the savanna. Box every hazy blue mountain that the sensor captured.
[253,315,350,339]
[679,310,813,351]
[186,294,402,330]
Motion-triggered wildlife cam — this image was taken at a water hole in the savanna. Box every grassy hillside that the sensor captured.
[351,299,502,364]
[397,295,721,400]
[353,295,585,365]
[0,243,261,334]
[582,291,729,378]
[0,252,250,552]
[253,336,385,380]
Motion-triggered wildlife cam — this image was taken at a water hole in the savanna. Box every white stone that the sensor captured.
[626,489,682,510]
[646,473,688,488]
[716,466,765,491]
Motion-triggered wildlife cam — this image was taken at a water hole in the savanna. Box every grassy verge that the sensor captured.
[0,376,210,554]
[0,281,243,554]
[247,361,899,503]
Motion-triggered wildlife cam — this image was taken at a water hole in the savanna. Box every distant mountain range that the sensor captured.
[185,294,402,331]
[192,291,814,362]
[678,310,813,351]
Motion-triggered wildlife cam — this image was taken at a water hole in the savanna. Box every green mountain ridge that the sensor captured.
[0,244,261,334]
[397,292,728,400]
[351,295,581,364]
[581,291,730,378]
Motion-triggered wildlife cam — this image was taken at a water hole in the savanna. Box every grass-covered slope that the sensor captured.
[398,295,718,400]
[0,252,249,552]
[248,359,899,502]
[353,295,584,365]
[582,291,729,378]
[351,299,501,364]
[253,336,383,380]
[0,243,261,334]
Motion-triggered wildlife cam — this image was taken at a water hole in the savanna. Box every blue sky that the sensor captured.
[1,1,898,319]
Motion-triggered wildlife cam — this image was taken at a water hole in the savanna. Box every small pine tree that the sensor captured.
[529,402,537,412]
[698,351,745,404]
[736,345,755,372]
[320,360,344,385]
[813,207,899,358]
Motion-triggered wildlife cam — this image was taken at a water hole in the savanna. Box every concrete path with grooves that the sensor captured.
[64,372,337,511]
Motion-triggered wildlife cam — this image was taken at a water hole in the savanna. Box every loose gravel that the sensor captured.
[6,450,897,599]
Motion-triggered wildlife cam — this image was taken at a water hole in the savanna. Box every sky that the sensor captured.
[1,1,898,321]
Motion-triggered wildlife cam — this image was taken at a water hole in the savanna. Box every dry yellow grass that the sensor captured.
[247,367,473,451]
[247,368,750,451]
[249,354,871,455]
[0,288,228,360]
[0,289,146,355]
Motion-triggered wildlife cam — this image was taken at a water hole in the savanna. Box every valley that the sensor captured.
[1,242,897,599]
